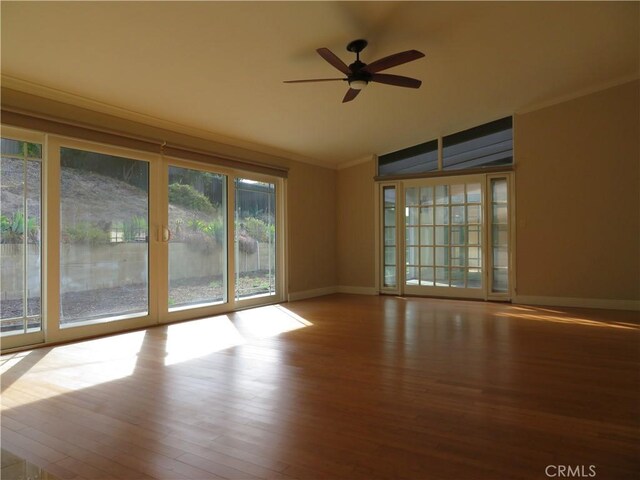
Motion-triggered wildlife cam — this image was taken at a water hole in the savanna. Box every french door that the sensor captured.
[379,173,513,300]
[0,128,284,350]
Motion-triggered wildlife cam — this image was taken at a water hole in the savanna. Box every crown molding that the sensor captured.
[1,75,336,171]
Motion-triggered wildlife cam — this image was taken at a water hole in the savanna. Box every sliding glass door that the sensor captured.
[234,178,278,302]
[59,147,150,326]
[166,164,227,312]
[0,128,285,350]
[0,131,44,349]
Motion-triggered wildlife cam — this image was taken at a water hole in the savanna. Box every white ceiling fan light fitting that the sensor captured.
[349,79,368,90]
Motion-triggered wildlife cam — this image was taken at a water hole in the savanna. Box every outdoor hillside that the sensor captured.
[1,159,214,232]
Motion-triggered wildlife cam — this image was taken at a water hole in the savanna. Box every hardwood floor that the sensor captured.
[1,294,639,480]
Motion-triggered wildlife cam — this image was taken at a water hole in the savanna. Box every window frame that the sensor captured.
[0,125,287,351]
[0,126,47,350]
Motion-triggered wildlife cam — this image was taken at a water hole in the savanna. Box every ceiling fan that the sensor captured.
[284,39,425,103]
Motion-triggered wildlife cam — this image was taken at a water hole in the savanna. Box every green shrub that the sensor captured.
[243,217,271,242]
[123,215,147,241]
[169,183,213,213]
[63,222,110,245]
[187,218,224,244]
[0,212,38,244]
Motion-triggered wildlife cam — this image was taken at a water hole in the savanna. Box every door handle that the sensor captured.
[162,226,172,242]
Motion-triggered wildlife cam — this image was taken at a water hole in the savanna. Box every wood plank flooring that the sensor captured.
[1,294,639,479]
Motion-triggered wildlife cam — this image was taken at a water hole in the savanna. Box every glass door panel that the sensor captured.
[59,147,149,327]
[1,136,43,344]
[235,178,277,300]
[382,186,397,289]
[404,177,485,298]
[167,166,227,310]
[489,177,510,296]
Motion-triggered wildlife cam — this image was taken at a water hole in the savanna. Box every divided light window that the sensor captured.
[442,117,513,171]
[378,140,438,176]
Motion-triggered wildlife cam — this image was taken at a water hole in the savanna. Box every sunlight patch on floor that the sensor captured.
[164,315,245,366]
[42,330,147,388]
[496,311,639,330]
[234,304,312,338]
[164,305,312,365]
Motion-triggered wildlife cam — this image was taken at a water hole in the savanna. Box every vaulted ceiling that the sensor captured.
[1,1,638,168]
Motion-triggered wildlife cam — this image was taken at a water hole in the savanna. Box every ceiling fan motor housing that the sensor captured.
[348,60,372,87]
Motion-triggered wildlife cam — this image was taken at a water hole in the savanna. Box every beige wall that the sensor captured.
[334,81,640,304]
[287,162,337,293]
[515,80,639,301]
[336,159,376,288]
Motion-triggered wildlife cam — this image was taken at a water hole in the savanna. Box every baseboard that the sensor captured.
[288,286,338,302]
[514,295,640,311]
[336,285,378,295]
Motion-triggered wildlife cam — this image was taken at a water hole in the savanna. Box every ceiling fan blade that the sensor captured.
[342,88,361,103]
[363,50,425,73]
[284,78,344,83]
[371,73,422,89]
[317,47,352,75]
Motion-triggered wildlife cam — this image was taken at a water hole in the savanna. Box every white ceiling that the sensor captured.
[1,1,638,168]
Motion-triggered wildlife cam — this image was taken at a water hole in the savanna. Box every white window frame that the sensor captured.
[1,125,287,351]
[0,126,47,350]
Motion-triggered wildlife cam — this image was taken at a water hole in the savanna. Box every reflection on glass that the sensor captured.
[450,184,465,204]
[420,207,433,225]
[235,178,277,300]
[384,247,396,265]
[420,227,434,245]
[491,178,509,293]
[384,187,396,206]
[451,247,466,267]
[405,227,419,246]
[451,268,465,288]
[451,226,465,245]
[405,187,419,206]
[383,186,397,288]
[435,185,449,204]
[420,266,434,286]
[406,266,418,285]
[420,187,433,205]
[168,166,226,310]
[435,226,449,245]
[435,247,449,266]
[466,183,481,203]
[385,226,396,246]
[0,139,42,336]
[406,247,418,265]
[435,206,449,225]
[384,266,396,287]
[406,207,419,225]
[467,205,481,224]
[384,208,396,226]
[60,147,149,326]
[451,206,465,224]
[404,180,488,291]
[420,247,433,265]
[435,267,449,286]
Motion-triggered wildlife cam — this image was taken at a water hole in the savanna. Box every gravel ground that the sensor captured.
[1,273,275,331]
